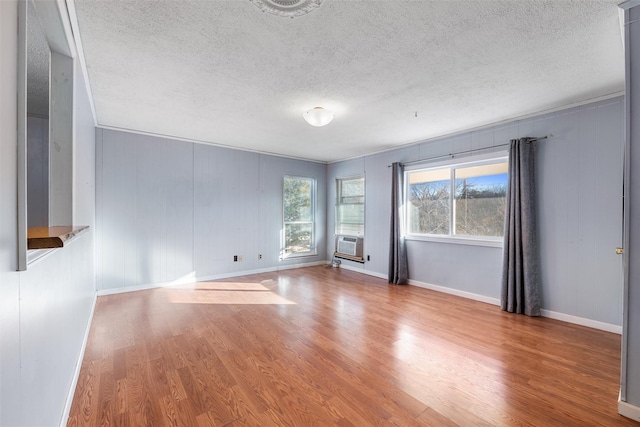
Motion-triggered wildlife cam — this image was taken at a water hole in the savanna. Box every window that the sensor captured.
[406,157,508,242]
[336,176,365,236]
[18,1,77,269]
[283,176,316,257]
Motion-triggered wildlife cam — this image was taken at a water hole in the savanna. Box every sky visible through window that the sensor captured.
[408,162,508,238]
[466,173,507,189]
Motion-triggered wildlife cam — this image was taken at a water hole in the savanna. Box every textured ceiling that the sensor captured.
[72,0,624,163]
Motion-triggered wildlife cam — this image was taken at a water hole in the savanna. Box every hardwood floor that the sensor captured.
[67,266,634,426]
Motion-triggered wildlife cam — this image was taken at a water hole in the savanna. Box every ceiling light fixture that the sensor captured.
[250,0,323,19]
[303,107,334,127]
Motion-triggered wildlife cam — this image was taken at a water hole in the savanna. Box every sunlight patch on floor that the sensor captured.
[167,281,295,305]
[192,281,270,291]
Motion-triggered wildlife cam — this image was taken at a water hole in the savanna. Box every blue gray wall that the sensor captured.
[329,97,624,329]
[95,129,327,292]
[0,2,96,425]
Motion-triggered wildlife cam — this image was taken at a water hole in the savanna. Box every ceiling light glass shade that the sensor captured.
[303,107,334,127]
[251,0,323,18]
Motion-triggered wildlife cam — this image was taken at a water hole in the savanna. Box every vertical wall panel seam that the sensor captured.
[592,110,599,318]
[116,135,129,287]
[98,128,102,290]
[134,134,139,287]
[163,141,167,281]
[192,142,195,276]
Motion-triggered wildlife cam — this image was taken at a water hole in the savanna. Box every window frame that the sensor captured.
[404,152,508,248]
[335,175,365,237]
[282,175,317,259]
[17,1,77,270]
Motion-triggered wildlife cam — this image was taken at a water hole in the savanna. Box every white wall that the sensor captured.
[328,97,624,329]
[95,129,327,292]
[0,2,96,425]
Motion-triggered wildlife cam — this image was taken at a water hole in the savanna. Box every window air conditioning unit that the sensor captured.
[335,235,364,260]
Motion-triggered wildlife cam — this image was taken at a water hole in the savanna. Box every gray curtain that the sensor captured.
[389,162,409,284]
[501,138,541,316]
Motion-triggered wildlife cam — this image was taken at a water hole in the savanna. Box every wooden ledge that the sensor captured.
[334,252,365,263]
[27,226,89,250]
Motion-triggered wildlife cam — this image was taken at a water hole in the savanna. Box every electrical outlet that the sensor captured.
[258,254,263,260]
[367,255,370,261]
[233,255,238,262]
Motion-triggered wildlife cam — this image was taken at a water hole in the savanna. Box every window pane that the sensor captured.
[340,195,364,204]
[283,176,315,257]
[339,177,364,204]
[285,223,312,254]
[336,204,364,235]
[408,169,451,235]
[454,163,508,237]
[284,177,312,222]
[336,177,365,236]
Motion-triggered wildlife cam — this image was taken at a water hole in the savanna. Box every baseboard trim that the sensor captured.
[337,263,388,280]
[196,261,327,282]
[97,261,327,296]
[407,279,621,334]
[618,399,640,421]
[334,266,501,309]
[97,274,198,296]
[333,267,503,308]
[540,309,622,334]
[408,279,501,306]
[60,291,97,427]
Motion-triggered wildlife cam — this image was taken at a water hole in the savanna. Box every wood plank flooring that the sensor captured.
[67,266,634,426]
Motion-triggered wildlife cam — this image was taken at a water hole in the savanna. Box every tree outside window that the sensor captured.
[407,159,508,239]
[283,176,315,256]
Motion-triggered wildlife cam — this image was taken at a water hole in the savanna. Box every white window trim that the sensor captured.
[335,175,365,237]
[405,234,504,248]
[282,175,317,259]
[404,151,508,247]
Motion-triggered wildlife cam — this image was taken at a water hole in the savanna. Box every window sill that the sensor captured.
[280,252,317,260]
[334,253,365,263]
[27,225,89,249]
[405,234,503,248]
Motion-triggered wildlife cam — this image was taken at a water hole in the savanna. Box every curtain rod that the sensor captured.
[388,135,550,168]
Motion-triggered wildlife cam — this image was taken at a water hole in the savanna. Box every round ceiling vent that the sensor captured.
[250,0,323,18]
